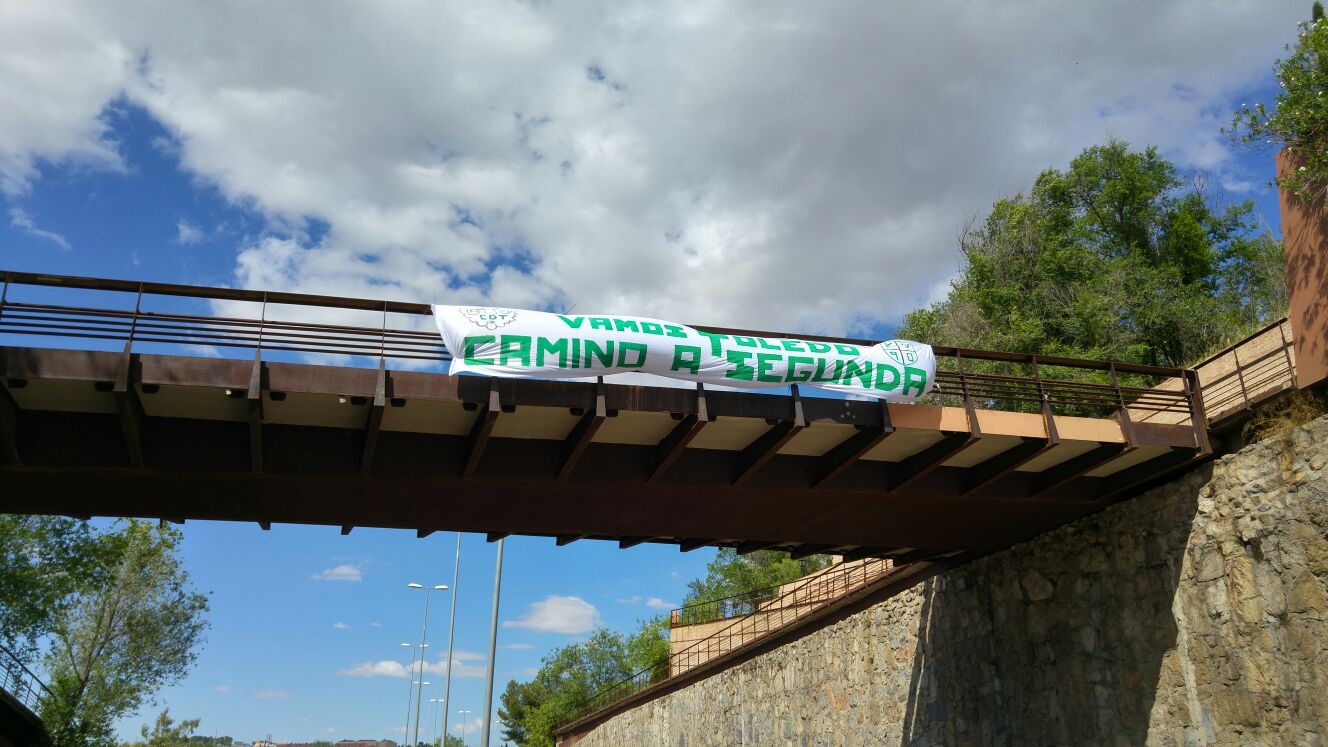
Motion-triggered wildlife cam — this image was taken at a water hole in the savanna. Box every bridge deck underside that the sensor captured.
[0,346,1201,557]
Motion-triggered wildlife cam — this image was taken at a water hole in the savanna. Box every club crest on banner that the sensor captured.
[880,340,919,366]
[462,307,519,330]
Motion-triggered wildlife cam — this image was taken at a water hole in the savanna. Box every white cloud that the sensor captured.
[645,597,675,610]
[617,595,642,605]
[500,642,535,650]
[325,727,336,734]
[0,2,1304,334]
[452,716,484,735]
[337,660,409,678]
[213,684,232,693]
[338,651,488,679]
[332,621,350,630]
[254,690,292,700]
[176,218,203,244]
[311,564,362,582]
[503,595,600,635]
[369,621,383,628]
[9,208,70,249]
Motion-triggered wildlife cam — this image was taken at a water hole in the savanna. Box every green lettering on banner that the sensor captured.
[757,337,781,351]
[812,358,845,383]
[613,318,640,333]
[536,337,569,367]
[499,335,531,367]
[571,338,581,368]
[807,341,832,354]
[902,366,928,397]
[841,360,872,388]
[664,325,688,339]
[785,355,814,382]
[698,331,729,356]
[671,345,702,374]
[733,336,758,348]
[726,350,755,380]
[589,317,612,331]
[558,315,585,329]
[756,352,783,383]
[640,321,664,336]
[585,339,614,367]
[875,363,901,392]
[781,339,805,353]
[835,344,859,356]
[463,335,495,365]
[618,342,648,368]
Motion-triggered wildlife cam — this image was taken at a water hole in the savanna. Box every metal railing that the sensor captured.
[1133,318,1297,429]
[557,557,901,729]
[0,270,1201,424]
[0,645,50,715]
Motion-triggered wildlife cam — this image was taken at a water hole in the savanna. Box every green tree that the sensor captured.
[680,548,832,623]
[900,140,1285,374]
[500,619,671,747]
[1228,4,1328,201]
[41,520,210,747]
[0,515,122,665]
[127,709,200,747]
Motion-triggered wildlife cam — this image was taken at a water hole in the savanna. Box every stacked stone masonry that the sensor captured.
[567,415,1328,746]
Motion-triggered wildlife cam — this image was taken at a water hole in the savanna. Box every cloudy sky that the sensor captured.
[0,1,1305,743]
[2,0,1299,336]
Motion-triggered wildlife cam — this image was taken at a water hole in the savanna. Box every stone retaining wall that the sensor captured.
[565,416,1328,746]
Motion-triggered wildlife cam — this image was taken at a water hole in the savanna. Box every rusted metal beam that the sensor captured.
[814,400,893,488]
[888,432,977,492]
[650,383,710,483]
[618,536,653,549]
[1028,443,1128,498]
[247,353,264,472]
[463,381,501,479]
[840,546,905,562]
[1092,448,1201,502]
[258,521,271,531]
[0,383,18,465]
[734,386,806,486]
[961,437,1052,496]
[787,544,835,560]
[891,548,951,564]
[556,534,587,547]
[361,360,387,475]
[558,378,606,481]
[735,540,776,555]
[112,354,145,468]
[340,525,353,535]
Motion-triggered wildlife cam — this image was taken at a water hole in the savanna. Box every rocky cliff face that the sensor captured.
[567,416,1328,746]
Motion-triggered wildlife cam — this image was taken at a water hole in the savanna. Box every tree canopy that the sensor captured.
[1228,4,1328,201]
[39,520,210,747]
[900,140,1285,370]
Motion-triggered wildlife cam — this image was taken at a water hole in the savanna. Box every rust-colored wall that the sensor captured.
[1277,150,1328,389]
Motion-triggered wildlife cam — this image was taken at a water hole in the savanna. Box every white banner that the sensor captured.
[433,306,936,402]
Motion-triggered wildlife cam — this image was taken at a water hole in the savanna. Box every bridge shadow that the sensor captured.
[898,465,1207,746]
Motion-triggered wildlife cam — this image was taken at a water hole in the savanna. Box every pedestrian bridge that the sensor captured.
[0,271,1295,561]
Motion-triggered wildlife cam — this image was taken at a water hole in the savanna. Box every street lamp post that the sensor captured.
[457,709,472,745]
[441,532,462,743]
[410,583,448,747]
[400,642,426,740]
[428,697,445,745]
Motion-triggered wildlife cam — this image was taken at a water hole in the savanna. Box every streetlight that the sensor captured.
[410,582,449,747]
[457,709,472,745]
[441,532,462,743]
[428,697,445,745]
[400,642,428,740]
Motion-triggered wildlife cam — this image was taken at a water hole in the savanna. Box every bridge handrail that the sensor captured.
[0,269,1187,377]
[0,643,50,715]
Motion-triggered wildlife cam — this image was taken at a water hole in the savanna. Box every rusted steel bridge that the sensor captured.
[0,270,1279,561]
